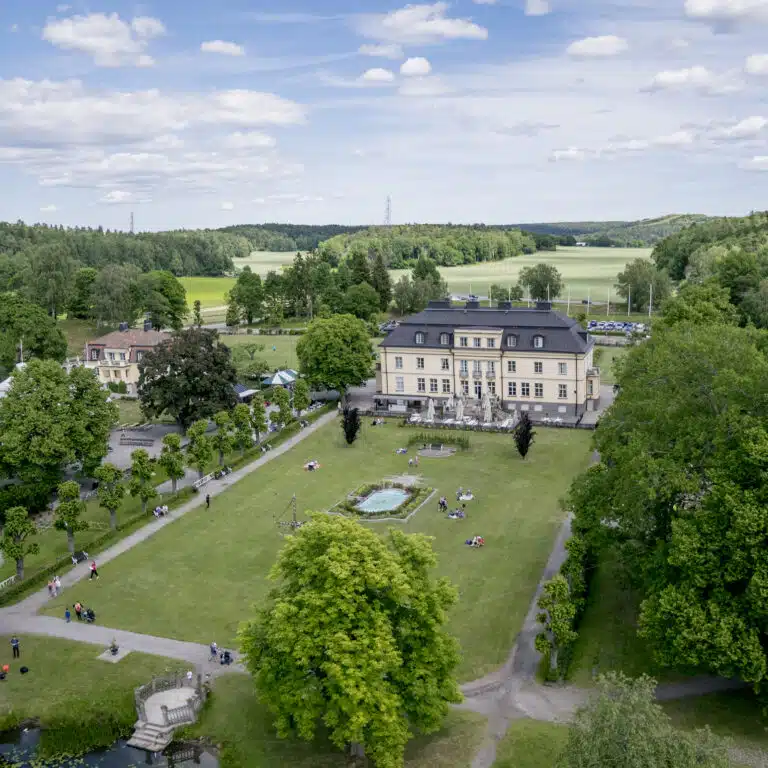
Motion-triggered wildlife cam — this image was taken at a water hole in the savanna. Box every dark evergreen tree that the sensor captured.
[342,406,362,445]
[371,252,393,311]
[514,412,535,459]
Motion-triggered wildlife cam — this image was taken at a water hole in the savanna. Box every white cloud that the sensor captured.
[550,147,588,161]
[400,57,432,76]
[745,53,768,74]
[39,204,58,212]
[221,201,235,210]
[473,0,497,4]
[101,190,134,204]
[10,24,18,33]
[743,155,768,170]
[362,67,396,83]
[525,0,551,15]
[359,43,404,58]
[653,130,694,146]
[685,0,768,23]
[713,115,768,138]
[398,75,453,97]
[42,12,165,67]
[645,65,741,94]
[222,131,277,149]
[202,90,306,126]
[566,35,628,58]
[356,2,488,45]
[201,40,245,57]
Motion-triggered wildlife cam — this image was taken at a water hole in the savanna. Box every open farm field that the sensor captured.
[42,419,592,682]
[235,250,298,273]
[392,247,651,302]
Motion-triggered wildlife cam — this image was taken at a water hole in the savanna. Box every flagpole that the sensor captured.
[587,288,591,317]
[649,282,653,318]
[567,286,571,315]
[627,286,631,317]
[607,289,610,317]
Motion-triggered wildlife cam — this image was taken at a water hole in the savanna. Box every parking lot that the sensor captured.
[587,319,649,335]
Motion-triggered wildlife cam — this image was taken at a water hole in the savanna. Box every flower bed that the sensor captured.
[329,481,433,521]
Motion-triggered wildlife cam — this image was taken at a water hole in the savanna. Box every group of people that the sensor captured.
[209,642,233,666]
[370,418,385,426]
[456,487,474,501]
[466,536,485,548]
[47,576,62,597]
[305,460,320,471]
[153,504,169,518]
[444,488,484,547]
[66,602,96,623]
[408,456,420,467]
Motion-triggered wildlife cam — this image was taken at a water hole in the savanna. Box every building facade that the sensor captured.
[83,326,170,396]
[376,301,600,419]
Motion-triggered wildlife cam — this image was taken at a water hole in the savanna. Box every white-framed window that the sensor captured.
[558,384,568,399]
[136,351,144,362]
[535,383,544,398]
[521,382,530,397]
[507,360,516,373]
[460,360,468,374]
[395,356,403,370]
[533,335,544,349]
[487,338,496,348]
[429,378,438,393]
[488,381,496,395]
[460,336,468,347]
[416,357,425,369]
[108,352,115,361]
[442,379,451,393]
[558,362,567,375]
[415,332,425,345]
[588,381,594,395]
[417,377,426,392]
[473,360,482,374]
[486,361,495,376]
[440,333,450,345]
[119,352,126,361]
[508,381,517,396]
[506,335,517,348]
[462,380,470,395]
[473,337,482,348]
[534,361,543,374]
[396,376,404,392]
[90,349,99,361]
[441,358,450,371]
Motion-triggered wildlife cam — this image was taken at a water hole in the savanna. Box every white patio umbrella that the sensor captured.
[426,398,435,422]
[482,391,493,423]
[455,396,465,421]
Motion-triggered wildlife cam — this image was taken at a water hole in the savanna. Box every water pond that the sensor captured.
[0,728,218,768]
[355,488,410,513]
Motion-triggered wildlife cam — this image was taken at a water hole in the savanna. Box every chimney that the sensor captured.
[535,301,552,311]
[118,322,129,332]
[143,320,153,332]
[427,299,451,310]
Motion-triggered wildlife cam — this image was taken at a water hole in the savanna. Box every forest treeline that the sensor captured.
[0,222,249,277]
[219,224,367,252]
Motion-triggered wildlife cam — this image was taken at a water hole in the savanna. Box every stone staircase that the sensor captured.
[127,721,176,751]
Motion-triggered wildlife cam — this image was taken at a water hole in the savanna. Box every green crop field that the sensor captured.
[235,250,298,272]
[392,246,651,303]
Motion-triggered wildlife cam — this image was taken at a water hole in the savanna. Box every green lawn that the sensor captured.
[223,334,301,370]
[42,420,592,682]
[593,346,628,387]
[0,635,184,753]
[190,675,486,768]
[492,720,569,768]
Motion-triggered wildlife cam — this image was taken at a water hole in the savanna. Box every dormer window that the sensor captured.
[439,333,450,345]
[506,335,518,348]
[533,335,544,349]
[90,348,99,361]
[415,332,426,345]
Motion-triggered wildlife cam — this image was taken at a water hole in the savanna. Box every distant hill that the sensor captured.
[512,215,713,247]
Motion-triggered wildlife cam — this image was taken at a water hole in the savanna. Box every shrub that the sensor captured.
[405,432,471,451]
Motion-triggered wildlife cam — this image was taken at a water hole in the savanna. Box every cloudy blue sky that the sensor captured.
[1,0,768,230]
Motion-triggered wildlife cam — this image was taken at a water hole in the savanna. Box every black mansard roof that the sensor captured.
[379,302,593,354]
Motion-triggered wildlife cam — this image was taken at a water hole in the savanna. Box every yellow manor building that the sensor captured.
[376,300,601,420]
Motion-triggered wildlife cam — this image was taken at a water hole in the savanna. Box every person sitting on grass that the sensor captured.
[109,638,119,656]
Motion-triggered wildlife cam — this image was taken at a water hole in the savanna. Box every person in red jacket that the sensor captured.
[89,561,99,580]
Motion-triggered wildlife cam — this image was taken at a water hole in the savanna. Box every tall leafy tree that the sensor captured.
[296,315,372,395]
[519,263,564,301]
[0,506,38,581]
[225,301,242,328]
[129,449,157,515]
[193,300,203,327]
[238,516,462,768]
[229,266,264,324]
[348,249,371,286]
[158,433,186,493]
[559,673,730,768]
[68,267,98,319]
[342,405,361,445]
[138,328,238,428]
[21,243,77,318]
[92,264,144,326]
[490,283,523,304]
[658,280,738,329]
[55,480,88,554]
[615,258,672,312]
[370,252,393,311]
[273,387,293,426]
[211,410,235,466]
[185,420,213,479]
[138,270,188,330]
[292,379,310,416]
[0,293,66,373]
[232,404,254,456]
[412,255,441,284]
[342,282,380,321]
[251,394,268,444]
[535,574,577,674]
[94,462,126,530]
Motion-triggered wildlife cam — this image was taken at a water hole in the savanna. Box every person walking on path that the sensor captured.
[209,641,218,662]
[10,636,20,659]
[89,561,99,580]
[205,494,211,510]
[54,575,61,596]
[65,607,71,623]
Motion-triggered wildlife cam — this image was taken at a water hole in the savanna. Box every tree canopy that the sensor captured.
[238,515,462,768]
[297,315,373,393]
[0,293,66,374]
[138,328,238,428]
[615,258,672,312]
[519,263,564,301]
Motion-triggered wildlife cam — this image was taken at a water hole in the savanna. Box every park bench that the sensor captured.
[193,472,216,490]
[119,438,155,447]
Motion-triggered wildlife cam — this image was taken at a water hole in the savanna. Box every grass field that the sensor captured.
[190,675,486,768]
[492,720,569,768]
[223,333,301,370]
[593,346,627,387]
[42,419,592,682]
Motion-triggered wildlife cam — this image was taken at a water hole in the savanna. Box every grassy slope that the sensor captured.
[58,318,114,357]
[42,420,592,682]
[192,675,486,768]
[492,720,569,768]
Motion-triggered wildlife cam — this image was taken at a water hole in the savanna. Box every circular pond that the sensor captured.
[355,488,411,513]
